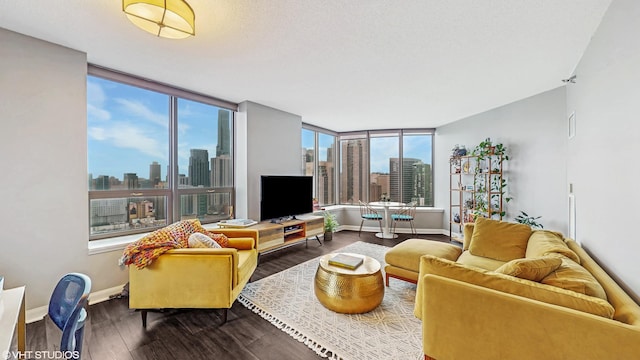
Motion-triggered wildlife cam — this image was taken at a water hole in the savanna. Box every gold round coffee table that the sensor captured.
[314,253,384,314]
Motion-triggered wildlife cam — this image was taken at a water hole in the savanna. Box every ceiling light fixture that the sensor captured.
[122,0,195,39]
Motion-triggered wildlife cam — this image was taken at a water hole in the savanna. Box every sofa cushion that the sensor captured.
[385,238,462,273]
[456,251,506,271]
[415,255,615,319]
[526,230,580,264]
[468,217,532,262]
[494,257,562,282]
[188,232,221,248]
[542,258,608,300]
[462,223,474,251]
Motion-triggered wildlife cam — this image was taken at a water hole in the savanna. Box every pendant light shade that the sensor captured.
[123,0,195,39]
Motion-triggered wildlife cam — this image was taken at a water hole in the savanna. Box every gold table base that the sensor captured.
[314,253,384,314]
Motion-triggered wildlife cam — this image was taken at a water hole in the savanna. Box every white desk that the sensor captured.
[369,201,404,239]
[0,286,26,359]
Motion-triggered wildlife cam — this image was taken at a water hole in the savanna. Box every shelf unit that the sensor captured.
[248,215,324,254]
[450,154,506,241]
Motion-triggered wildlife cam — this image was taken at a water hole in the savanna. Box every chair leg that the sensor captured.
[220,309,228,324]
[411,220,416,235]
[141,310,148,328]
[359,220,364,237]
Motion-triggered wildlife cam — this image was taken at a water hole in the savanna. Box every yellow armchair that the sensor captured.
[128,228,259,327]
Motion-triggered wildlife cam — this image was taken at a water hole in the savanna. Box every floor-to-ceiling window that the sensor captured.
[87,67,236,240]
[370,131,400,202]
[339,133,368,205]
[336,130,434,206]
[302,126,337,207]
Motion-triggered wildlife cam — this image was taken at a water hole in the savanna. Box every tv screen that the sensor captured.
[260,175,313,221]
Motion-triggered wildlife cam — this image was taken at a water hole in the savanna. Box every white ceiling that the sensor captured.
[0,0,611,132]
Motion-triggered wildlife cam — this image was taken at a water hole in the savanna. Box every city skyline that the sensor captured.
[87,76,232,180]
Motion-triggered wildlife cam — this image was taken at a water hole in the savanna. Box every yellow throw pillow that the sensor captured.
[468,217,532,262]
[542,258,608,300]
[525,230,581,264]
[494,257,563,282]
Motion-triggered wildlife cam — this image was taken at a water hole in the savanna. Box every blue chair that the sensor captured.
[391,201,417,235]
[48,273,91,359]
[358,200,384,237]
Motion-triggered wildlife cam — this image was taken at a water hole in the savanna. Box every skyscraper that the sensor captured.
[149,161,161,186]
[389,158,432,205]
[123,173,139,189]
[189,149,210,187]
[340,139,367,204]
[216,109,231,157]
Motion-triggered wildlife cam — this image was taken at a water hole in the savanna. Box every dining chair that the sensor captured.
[48,273,92,359]
[391,201,417,235]
[358,200,384,237]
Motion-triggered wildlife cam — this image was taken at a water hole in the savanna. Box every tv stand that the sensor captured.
[248,215,324,254]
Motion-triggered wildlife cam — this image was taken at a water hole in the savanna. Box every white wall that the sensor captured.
[239,101,303,221]
[566,0,640,301]
[435,87,569,234]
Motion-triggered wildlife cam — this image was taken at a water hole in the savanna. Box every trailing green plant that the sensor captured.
[514,211,543,229]
[323,211,339,233]
[472,137,510,161]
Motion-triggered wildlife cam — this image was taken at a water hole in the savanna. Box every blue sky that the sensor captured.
[87,76,226,180]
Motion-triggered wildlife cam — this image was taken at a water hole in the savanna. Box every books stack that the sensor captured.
[329,254,364,270]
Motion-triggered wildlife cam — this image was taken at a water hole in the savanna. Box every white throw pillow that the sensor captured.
[188,232,221,248]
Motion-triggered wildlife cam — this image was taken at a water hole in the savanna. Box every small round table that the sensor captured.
[369,201,405,239]
[314,253,384,314]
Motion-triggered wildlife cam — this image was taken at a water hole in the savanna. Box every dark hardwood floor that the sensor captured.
[27,231,452,360]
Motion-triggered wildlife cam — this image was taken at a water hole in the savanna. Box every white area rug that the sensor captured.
[238,241,422,360]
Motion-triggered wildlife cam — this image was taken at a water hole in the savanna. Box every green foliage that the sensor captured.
[514,211,544,229]
[323,211,339,232]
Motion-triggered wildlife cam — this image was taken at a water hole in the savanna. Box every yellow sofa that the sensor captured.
[129,228,259,327]
[415,219,640,360]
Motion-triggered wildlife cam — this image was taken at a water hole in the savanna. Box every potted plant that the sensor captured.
[323,211,339,241]
[514,211,543,229]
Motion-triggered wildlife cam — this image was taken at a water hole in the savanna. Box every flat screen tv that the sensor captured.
[260,175,313,222]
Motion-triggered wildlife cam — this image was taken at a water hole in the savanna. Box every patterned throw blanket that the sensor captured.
[119,219,205,269]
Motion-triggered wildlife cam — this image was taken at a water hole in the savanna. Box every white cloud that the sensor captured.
[87,81,111,121]
[88,127,106,140]
[90,122,167,160]
[115,99,168,128]
[88,104,111,121]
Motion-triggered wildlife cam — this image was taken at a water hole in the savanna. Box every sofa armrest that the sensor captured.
[129,248,239,309]
[209,228,258,248]
[422,275,640,360]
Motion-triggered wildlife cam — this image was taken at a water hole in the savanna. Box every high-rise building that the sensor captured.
[149,161,161,186]
[123,173,139,189]
[340,139,367,204]
[389,158,432,205]
[370,173,390,201]
[216,110,231,157]
[94,175,110,190]
[189,149,210,187]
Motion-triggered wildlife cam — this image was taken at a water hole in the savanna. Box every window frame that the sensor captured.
[336,129,435,206]
[88,65,237,240]
[302,124,339,207]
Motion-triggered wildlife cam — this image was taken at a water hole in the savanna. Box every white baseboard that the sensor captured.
[339,225,451,236]
[26,284,126,324]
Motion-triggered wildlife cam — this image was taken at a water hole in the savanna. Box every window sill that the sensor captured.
[87,206,444,255]
[88,223,226,256]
